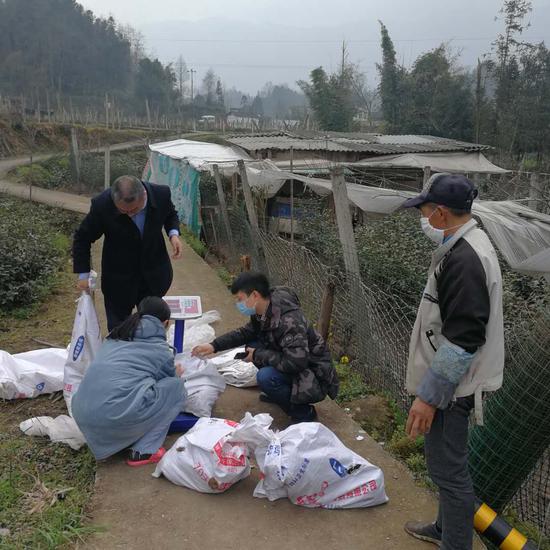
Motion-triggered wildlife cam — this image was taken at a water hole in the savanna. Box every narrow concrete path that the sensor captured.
[3,177,484,549]
[86,242,444,550]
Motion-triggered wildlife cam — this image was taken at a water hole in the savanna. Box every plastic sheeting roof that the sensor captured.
[149,139,252,170]
[254,169,416,214]
[147,139,548,278]
[149,139,285,197]
[252,168,550,278]
[350,152,508,174]
[472,201,550,279]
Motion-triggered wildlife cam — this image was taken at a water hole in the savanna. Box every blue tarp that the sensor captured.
[143,152,202,236]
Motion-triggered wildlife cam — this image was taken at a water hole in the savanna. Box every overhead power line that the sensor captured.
[166,62,319,70]
[147,36,548,44]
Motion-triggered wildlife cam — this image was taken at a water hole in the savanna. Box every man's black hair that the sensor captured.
[448,207,472,216]
[230,272,270,298]
[426,203,472,217]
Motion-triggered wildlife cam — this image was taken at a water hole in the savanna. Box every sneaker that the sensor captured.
[259,392,275,404]
[259,393,291,414]
[290,405,318,424]
[126,447,166,467]
[404,521,442,546]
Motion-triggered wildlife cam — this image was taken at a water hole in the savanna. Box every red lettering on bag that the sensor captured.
[335,480,378,501]
[213,441,247,467]
[193,463,209,482]
[295,481,330,506]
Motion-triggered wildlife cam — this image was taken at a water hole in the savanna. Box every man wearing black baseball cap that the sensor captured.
[402,173,505,550]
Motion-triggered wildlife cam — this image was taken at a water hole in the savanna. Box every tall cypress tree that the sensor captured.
[376,21,406,133]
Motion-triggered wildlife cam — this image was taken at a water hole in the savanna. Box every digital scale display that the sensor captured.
[163,296,202,320]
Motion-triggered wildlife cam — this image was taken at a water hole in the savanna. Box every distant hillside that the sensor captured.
[0,0,177,117]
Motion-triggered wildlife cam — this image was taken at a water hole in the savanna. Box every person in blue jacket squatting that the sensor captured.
[71,296,187,467]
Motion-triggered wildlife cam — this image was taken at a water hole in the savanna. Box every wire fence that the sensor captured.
[201,179,550,537]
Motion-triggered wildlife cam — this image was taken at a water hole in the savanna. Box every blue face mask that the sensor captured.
[236,297,256,316]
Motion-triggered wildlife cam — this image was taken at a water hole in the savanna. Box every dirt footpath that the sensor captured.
[85,240,483,550]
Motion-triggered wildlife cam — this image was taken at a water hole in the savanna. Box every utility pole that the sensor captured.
[177,55,185,99]
[188,68,196,131]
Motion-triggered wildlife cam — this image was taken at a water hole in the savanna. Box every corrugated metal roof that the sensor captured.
[226,135,355,152]
[225,131,492,155]
[376,135,434,144]
[291,130,382,141]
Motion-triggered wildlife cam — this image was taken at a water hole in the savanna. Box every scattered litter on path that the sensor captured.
[20,415,86,450]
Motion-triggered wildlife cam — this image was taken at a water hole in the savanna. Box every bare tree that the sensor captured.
[202,69,217,104]
[175,55,189,101]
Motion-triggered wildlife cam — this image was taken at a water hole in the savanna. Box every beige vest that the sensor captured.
[406,220,505,424]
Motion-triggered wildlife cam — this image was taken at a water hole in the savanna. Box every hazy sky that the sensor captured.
[80,0,550,93]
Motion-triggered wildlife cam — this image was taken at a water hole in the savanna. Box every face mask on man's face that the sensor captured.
[236,294,257,316]
[420,209,445,245]
[420,207,468,245]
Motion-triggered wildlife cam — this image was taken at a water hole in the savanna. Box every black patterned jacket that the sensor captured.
[212,287,339,404]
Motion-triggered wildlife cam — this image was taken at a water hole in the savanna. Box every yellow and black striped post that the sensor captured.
[474,499,537,550]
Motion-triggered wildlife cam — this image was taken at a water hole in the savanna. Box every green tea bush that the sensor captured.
[300,205,550,324]
[13,156,71,189]
[300,206,430,311]
[180,225,207,258]
[80,149,148,193]
[0,197,79,311]
[13,150,148,193]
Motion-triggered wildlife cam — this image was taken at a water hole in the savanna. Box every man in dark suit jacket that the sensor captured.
[73,175,182,331]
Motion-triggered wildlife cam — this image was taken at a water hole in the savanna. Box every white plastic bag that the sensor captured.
[176,354,226,417]
[209,348,258,388]
[183,325,215,351]
[236,413,389,509]
[63,293,101,415]
[186,310,221,329]
[167,310,221,352]
[153,413,273,493]
[0,348,67,399]
[19,415,86,450]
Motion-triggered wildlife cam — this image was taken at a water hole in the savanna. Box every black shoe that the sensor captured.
[404,521,442,546]
[259,392,275,404]
[290,405,318,424]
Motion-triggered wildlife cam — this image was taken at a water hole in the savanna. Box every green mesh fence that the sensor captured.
[469,305,550,518]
